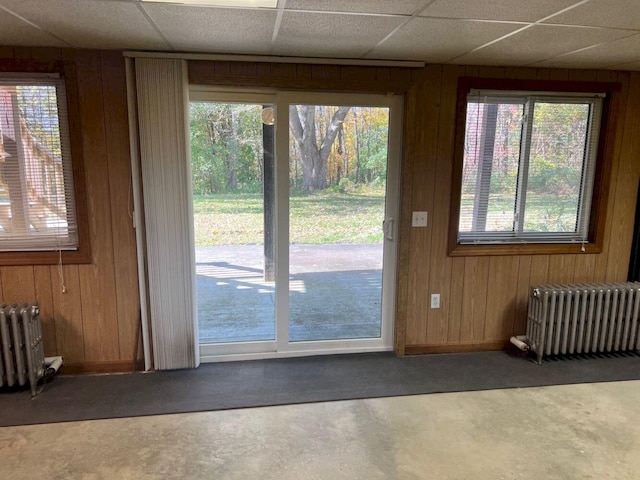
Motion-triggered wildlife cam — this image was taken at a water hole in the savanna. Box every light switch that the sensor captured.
[412,211,428,227]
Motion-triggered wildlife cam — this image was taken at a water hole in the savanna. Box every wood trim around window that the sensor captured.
[0,60,91,266]
[448,77,621,257]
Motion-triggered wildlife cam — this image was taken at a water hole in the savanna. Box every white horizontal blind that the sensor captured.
[0,74,77,251]
[458,92,603,245]
[135,58,199,370]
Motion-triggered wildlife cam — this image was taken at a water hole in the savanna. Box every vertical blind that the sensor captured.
[458,90,603,244]
[0,74,77,251]
[134,58,199,370]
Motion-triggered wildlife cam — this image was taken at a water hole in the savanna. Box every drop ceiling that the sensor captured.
[0,0,639,70]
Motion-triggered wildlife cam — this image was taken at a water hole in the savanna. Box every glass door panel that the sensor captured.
[288,105,390,342]
[190,101,276,344]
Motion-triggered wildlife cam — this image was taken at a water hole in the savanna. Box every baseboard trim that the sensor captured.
[61,359,145,375]
[405,340,512,355]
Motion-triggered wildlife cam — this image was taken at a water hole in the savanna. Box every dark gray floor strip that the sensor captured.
[1,350,639,427]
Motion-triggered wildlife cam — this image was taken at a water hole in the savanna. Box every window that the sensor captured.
[0,73,84,258]
[450,78,617,256]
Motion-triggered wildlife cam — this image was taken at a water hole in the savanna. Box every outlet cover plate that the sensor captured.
[431,294,440,309]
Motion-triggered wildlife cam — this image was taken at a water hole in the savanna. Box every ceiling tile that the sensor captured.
[368,17,521,62]
[545,0,640,30]
[0,0,168,50]
[285,0,429,15]
[0,9,68,47]
[608,60,640,71]
[272,11,405,58]
[455,24,632,66]
[144,4,276,53]
[419,0,579,22]
[532,33,640,68]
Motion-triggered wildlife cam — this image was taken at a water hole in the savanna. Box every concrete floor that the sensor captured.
[1,380,639,479]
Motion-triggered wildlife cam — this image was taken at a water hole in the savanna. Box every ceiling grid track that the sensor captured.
[0,3,74,47]
[362,0,439,59]
[446,0,594,63]
[269,0,286,53]
[136,2,175,50]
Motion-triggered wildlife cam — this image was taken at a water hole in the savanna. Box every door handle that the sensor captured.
[383,219,394,241]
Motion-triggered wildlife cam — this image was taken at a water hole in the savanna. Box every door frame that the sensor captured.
[190,87,403,362]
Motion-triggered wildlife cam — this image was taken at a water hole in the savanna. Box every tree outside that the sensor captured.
[189,102,391,246]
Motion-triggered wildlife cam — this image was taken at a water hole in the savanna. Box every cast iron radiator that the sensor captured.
[0,303,46,396]
[518,282,640,364]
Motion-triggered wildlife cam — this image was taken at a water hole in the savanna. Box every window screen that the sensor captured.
[458,90,603,245]
[0,74,78,252]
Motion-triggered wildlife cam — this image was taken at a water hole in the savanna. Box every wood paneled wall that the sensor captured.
[2,49,638,370]
[189,60,416,93]
[398,65,640,354]
[0,48,140,372]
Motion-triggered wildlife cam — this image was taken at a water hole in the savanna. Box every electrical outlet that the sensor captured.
[431,294,440,309]
[412,211,428,227]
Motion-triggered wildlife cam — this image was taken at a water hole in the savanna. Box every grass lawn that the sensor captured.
[193,190,385,246]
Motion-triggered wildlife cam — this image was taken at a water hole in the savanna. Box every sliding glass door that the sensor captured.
[288,104,390,342]
[190,89,402,361]
[189,93,276,354]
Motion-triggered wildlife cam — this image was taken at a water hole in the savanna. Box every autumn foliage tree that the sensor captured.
[190,102,391,194]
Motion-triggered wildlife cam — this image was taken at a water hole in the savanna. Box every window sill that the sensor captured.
[0,249,92,266]
[449,242,602,257]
